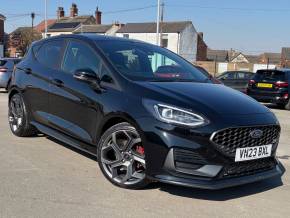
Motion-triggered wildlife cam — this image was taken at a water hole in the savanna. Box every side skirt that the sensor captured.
[31,121,98,157]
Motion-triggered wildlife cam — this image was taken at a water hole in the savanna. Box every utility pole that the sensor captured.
[156,0,162,46]
[44,0,48,38]
[267,57,270,69]
[159,2,165,47]
[31,12,35,30]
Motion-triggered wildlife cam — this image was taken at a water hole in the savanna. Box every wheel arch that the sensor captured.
[8,87,22,102]
[97,113,143,142]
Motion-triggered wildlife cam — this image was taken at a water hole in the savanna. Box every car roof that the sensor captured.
[223,71,253,73]
[37,34,147,45]
[257,69,290,74]
[0,58,21,61]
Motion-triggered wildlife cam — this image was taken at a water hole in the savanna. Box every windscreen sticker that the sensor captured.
[72,48,78,57]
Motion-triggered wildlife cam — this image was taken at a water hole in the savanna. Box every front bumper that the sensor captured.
[149,162,285,190]
[136,114,283,190]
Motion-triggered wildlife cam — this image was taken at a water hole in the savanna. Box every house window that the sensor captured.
[123,34,129,39]
[161,34,168,48]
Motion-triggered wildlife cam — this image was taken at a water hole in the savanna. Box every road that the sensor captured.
[0,91,289,218]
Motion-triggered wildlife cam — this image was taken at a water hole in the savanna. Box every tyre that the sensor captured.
[97,122,150,189]
[8,93,38,137]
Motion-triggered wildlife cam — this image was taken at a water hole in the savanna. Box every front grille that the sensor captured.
[211,125,280,157]
[174,148,208,165]
[221,158,276,178]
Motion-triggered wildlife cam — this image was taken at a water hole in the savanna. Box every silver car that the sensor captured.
[0,58,21,90]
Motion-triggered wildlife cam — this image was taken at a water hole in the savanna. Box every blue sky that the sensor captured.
[2,0,290,54]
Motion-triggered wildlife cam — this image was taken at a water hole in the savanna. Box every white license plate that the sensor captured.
[235,145,272,162]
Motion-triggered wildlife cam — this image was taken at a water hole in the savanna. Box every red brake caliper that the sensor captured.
[136,145,145,155]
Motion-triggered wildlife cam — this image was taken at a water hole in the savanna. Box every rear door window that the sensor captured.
[221,72,236,79]
[62,40,101,75]
[254,70,286,82]
[36,40,65,70]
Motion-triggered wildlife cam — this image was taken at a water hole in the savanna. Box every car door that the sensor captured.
[48,39,102,144]
[219,72,237,89]
[22,40,65,125]
[235,72,250,92]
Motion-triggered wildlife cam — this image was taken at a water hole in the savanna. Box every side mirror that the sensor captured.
[73,69,101,91]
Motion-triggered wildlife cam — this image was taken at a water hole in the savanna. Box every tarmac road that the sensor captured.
[0,91,289,218]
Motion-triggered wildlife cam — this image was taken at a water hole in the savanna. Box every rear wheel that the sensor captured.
[8,93,38,137]
[97,122,149,189]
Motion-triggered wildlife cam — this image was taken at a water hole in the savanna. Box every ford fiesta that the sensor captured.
[8,35,284,189]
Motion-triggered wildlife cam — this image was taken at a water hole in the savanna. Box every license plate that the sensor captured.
[235,145,272,162]
[257,83,273,88]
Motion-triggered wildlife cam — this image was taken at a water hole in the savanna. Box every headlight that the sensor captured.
[143,99,209,127]
[154,104,207,127]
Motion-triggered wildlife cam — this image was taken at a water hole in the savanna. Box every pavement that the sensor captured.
[0,90,289,218]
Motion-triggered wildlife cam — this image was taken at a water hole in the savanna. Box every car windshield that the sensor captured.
[96,40,208,82]
[254,70,286,81]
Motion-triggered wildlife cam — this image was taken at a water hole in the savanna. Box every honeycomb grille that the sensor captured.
[174,148,208,165]
[221,158,276,178]
[211,125,280,157]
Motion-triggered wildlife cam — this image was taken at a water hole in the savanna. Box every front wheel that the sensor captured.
[97,122,150,189]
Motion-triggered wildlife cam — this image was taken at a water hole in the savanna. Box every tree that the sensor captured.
[10,27,42,56]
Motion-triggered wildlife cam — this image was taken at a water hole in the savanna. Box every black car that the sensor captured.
[0,58,22,90]
[217,71,254,92]
[247,69,290,110]
[8,35,284,190]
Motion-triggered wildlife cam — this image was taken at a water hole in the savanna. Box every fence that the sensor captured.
[194,61,278,76]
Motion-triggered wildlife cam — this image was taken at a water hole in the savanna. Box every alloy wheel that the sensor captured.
[100,129,146,185]
[9,95,24,132]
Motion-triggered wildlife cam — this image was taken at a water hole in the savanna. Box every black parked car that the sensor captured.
[0,58,22,90]
[247,69,290,110]
[217,71,254,92]
[8,35,284,189]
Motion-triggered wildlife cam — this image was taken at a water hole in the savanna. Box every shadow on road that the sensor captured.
[45,135,284,200]
[156,177,283,201]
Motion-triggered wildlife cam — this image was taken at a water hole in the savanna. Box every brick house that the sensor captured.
[47,4,97,37]
[7,27,33,57]
[281,47,290,68]
[196,32,207,61]
[259,52,281,65]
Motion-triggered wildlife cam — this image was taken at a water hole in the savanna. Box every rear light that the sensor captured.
[275,81,288,88]
[0,67,8,72]
[248,79,256,86]
[283,93,289,99]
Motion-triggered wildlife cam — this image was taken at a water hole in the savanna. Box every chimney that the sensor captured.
[70,3,78,17]
[57,7,65,19]
[95,7,102,24]
[198,32,204,39]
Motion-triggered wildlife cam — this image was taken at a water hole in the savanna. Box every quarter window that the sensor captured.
[62,41,101,75]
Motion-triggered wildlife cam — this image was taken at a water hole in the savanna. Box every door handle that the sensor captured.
[23,67,32,74]
[52,79,64,87]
